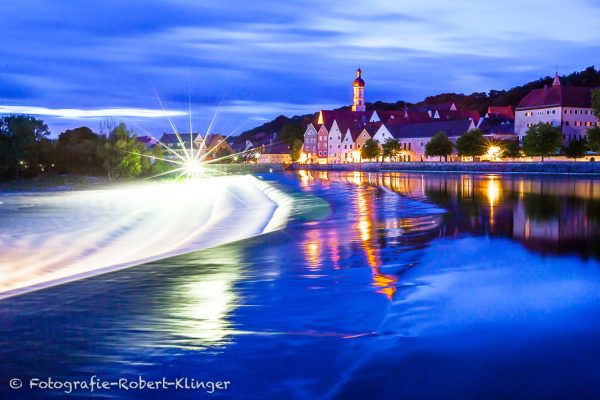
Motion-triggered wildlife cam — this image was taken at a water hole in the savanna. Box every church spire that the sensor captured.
[552,71,561,87]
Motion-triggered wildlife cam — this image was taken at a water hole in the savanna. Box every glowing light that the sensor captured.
[0,176,293,299]
[184,159,204,176]
[486,145,502,161]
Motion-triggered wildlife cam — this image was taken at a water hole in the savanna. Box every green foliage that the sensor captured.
[425,131,453,161]
[592,90,600,118]
[381,138,402,161]
[587,127,600,152]
[361,139,381,161]
[104,123,142,180]
[279,122,305,146]
[149,145,167,174]
[501,140,522,160]
[290,139,303,162]
[522,123,563,161]
[455,129,486,158]
[0,115,51,179]
[57,126,106,175]
[563,139,588,160]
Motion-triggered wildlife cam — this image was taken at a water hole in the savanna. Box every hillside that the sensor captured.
[239,66,600,143]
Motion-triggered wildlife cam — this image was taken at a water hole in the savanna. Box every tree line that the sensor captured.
[0,115,166,180]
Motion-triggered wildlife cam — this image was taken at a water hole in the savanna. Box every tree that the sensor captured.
[57,126,106,175]
[588,127,600,152]
[290,139,303,162]
[592,90,600,118]
[279,122,304,146]
[361,139,381,161]
[425,131,453,161]
[522,123,562,161]
[563,139,588,160]
[103,123,142,180]
[455,129,486,159]
[382,138,402,161]
[148,145,167,175]
[501,140,522,160]
[0,115,51,179]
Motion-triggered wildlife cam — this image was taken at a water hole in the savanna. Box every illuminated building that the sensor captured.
[515,72,600,144]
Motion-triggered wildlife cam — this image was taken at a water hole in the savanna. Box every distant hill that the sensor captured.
[239,66,600,141]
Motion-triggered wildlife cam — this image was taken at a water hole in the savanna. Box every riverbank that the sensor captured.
[292,162,600,175]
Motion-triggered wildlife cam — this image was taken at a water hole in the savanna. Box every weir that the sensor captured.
[0,175,292,299]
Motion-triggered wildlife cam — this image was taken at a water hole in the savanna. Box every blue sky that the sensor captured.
[1,0,600,136]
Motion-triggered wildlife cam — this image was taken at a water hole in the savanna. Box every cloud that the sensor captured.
[0,106,186,119]
[1,0,600,136]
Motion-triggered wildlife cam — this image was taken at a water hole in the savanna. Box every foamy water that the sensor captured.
[0,175,292,299]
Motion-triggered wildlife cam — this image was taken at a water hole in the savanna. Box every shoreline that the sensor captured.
[291,162,600,176]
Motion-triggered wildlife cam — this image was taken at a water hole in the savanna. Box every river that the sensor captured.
[2,170,600,399]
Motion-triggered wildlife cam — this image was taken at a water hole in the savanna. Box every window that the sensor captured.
[565,121,570,126]
[344,145,347,149]
[357,144,361,148]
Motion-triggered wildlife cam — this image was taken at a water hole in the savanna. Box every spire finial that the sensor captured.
[552,70,561,87]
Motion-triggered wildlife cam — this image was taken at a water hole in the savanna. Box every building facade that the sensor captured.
[515,73,599,143]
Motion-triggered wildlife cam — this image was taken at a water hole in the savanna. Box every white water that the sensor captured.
[0,175,292,299]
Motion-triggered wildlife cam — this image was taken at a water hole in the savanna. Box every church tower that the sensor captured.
[352,67,365,112]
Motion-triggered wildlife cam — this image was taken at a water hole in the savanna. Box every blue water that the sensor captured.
[2,171,600,399]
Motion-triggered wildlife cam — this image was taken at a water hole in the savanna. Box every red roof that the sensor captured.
[487,106,514,119]
[316,110,373,130]
[436,109,480,123]
[377,110,406,124]
[516,86,597,110]
[404,110,432,123]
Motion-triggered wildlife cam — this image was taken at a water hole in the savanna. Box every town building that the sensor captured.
[256,142,292,164]
[477,106,517,140]
[515,73,599,143]
[373,119,476,161]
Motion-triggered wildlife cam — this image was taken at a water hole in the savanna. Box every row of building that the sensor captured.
[302,68,600,163]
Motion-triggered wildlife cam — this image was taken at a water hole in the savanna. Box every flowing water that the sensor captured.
[2,170,600,399]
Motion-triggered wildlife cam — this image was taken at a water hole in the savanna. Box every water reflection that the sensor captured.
[297,170,600,261]
[160,248,243,349]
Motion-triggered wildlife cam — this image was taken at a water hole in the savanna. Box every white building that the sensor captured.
[515,73,599,143]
